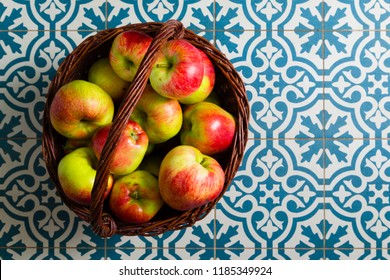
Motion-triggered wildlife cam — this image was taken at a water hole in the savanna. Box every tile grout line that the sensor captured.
[213,0,217,261]
[321,0,326,260]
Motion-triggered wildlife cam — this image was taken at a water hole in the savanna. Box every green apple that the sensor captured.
[58,147,114,206]
[88,57,130,101]
[109,170,164,223]
[50,80,114,139]
[130,84,182,144]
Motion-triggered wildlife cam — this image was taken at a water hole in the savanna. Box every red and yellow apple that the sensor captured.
[50,80,115,139]
[158,145,225,211]
[109,170,164,223]
[109,30,153,82]
[88,57,130,101]
[178,49,215,105]
[58,147,114,206]
[130,84,182,144]
[180,102,236,155]
[149,39,204,100]
[91,120,149,176]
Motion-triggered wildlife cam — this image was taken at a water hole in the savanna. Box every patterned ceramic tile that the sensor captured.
[106,208,215,259]
[325,139,390,249]
[0,31,94,138]
[216,30,324,139]
[0,139,106,259]
[217,139,325,256]
[107,0,214,30]
[325,30,390,138]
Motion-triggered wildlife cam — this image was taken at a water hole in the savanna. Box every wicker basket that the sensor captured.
[42,20,249,237]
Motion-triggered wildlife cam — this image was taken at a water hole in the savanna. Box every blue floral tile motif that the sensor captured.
[217,30,324,139]
[324,0,390,30]
[217,139,324,255]
[0,139,105,260]
[107,0,214,30]
[325,31,390,138]
[326,140,390,253]
[0,31,93,138]
[107,211,215,260]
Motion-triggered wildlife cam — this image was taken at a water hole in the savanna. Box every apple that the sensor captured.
[109,30,153,82]
[149,39,204,100]
[50,80,115,139]
[91,120,149,176]
[109,170,164,223]
[58,147,114,206]
[178,49,215,105]
[180,102,236,155]
[130,84,182,144]
[88,57,130,101]
[158,145,225,211]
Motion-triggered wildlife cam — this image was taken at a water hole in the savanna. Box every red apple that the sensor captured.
[109,170,164,223]
[180,102,236,155]
[158,145,225,211]
[149,39,204,99]
[109,30,153,82]
[58,147,114,206]
[88,57,130,101]
[178,49,215,105]
[91,120,149,176]
[50,80,114,139]
[130,84,182,144]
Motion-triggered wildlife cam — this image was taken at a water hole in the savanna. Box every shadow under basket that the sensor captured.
[42,20,249,237]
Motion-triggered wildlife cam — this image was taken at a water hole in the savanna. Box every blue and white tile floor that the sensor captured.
[1,0,389,260]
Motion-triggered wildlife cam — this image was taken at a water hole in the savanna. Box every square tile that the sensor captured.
[325,31,390,138]
[0,139,105,250]
[325,139,390,249]
[0,31,95,138]
[324,0,390,30]
[107,0,214,30]
[217,139,325,252]
[216,30,324,139]
[107,209,215,259]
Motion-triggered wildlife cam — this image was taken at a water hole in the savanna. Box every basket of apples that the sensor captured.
[42,20,249,237]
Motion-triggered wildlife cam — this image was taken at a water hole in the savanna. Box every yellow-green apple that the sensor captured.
[149,39,204,99]
[58,147,114,206]
[180,102,236,155]
[88,57,130,101]
[109,30,153,82]
[178,49,215,105]
[50,80,115,139]
[109,170,164,223]
[158,145,225,211]
[130,84,182,144]
[91,120,149,176]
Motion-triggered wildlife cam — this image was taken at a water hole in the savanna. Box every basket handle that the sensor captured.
[89,20,185,237]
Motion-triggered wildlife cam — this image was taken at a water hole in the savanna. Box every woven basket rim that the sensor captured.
[42,20,249,237]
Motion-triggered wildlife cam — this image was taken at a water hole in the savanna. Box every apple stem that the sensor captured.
[131,191,140,200]
[156,64,172,68]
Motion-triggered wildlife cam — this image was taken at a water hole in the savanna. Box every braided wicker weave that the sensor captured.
[42,20,249,237]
